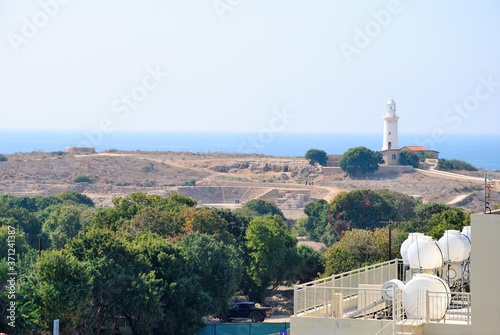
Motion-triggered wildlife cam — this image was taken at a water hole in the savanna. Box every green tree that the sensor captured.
[374,189,418,222]
[296,245,325,283]
[32,195,63,211]
[330,189,395,230]
[399,149,420,168]
[131,232,212,335]
[244,215,299,301]
[323,228,397,276]
[0,194,37,212]
[58,191,94,207]
[68,227,163,335]
[297,199,331,242]
[243,199,284,218]
[214,208,251,244]
[304,149,328,166]
[339,146,384,176]
[407,202,451,232]
[20,250,92,334]
[94,193,195,232]
[127,206,183,238]
[42,205,88,249]
[0,206,41,249]
[425,208,470,239]
[0,225,30,257]
[182,207,233,243]
[179,232,242,315]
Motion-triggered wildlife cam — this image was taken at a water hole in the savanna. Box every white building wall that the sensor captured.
[471,214,500,335]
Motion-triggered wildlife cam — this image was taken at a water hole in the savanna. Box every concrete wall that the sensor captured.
[290,316,390,335]
[326,155,342,167]
[374,165,413,174]
[320,167,344,174]
[423,323,472,335]
[291,314,475,335]
[471,213,500,335]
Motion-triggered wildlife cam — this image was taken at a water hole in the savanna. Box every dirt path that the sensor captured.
[416,168,489,183]
[1,151,495,213]
[447,193,474,205]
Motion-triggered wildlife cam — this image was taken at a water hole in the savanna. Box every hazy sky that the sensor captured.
[1,1,499,135]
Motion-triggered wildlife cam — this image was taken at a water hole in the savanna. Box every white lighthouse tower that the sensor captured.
[382,98,399,150]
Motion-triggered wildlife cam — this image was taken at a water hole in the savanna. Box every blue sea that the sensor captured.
[0,130,499,171]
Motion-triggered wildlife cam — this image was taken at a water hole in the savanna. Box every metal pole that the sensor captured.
[38,237,42,257]
[388,220,392,261]
[484,172,487,214]
[53,319,60,335]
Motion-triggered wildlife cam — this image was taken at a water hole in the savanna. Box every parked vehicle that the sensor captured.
[218,302,272,323]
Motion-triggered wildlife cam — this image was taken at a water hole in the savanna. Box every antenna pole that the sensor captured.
[389,220,392,261]
[380,220,400,261]
[484,172,487,214]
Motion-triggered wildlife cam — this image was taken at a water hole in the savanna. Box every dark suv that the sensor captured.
[219,302,271,323]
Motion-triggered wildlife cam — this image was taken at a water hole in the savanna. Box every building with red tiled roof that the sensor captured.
[401,146,439,159]
[380,142,439,166]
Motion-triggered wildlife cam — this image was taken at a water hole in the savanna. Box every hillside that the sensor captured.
[0,150,491,217]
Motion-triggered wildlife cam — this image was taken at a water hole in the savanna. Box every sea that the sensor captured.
[0,130,499,171]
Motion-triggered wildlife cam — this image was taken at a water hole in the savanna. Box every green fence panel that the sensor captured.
[196,322,289,335]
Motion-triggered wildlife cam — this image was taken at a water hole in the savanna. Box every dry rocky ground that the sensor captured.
[0,150,492,215]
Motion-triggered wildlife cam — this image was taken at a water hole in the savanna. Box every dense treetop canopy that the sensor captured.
[304,149,328,166]
[339,146,384,176]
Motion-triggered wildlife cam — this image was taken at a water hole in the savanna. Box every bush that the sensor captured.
[58,191,94,207]
[243,199,284,218]
[73,174,91,183]
[143,180,156,187]
[142,161,155,173]
[116,181,131,186]
[399,149,419,168]
[0,154,7,162]
[438,159,478,171]
[182,179,197,186]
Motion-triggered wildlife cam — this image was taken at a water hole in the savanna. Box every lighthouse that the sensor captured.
[382,98,399,150]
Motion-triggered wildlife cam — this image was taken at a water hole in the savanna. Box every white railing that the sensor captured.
[376,287,422,335]
[294,259,472,331]
[294,286,389,319]
[294,259,403,316]
[425,291,471,325]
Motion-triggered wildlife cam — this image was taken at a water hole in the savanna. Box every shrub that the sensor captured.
[142,161,155,173]
[0,154,7,162]
[73,174,91,183]
[399,149,419,168]
[116,181,131,186]
[143,180,156,187]
[438,159,478,171]
[182,179,197,186]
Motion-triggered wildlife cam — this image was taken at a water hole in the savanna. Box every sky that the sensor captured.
[1,1,499,135]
